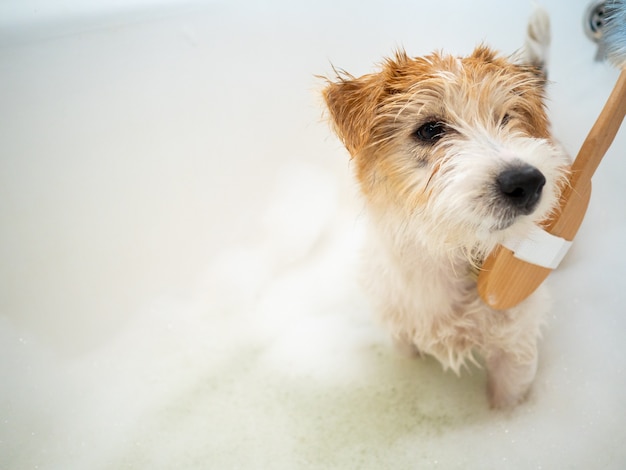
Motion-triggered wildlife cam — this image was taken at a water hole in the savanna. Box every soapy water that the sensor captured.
[1,0,626,468]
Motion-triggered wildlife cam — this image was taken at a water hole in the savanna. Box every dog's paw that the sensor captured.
[391,332,421,358]
[487,375,531,409]
[486,349,537,409]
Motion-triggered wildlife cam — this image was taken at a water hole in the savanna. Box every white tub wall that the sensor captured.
[0,0,196,42]
[1,0,626,468]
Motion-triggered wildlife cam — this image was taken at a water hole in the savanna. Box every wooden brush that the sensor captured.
[478,0,626,310]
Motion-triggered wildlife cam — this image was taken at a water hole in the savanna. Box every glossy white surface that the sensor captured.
[1,1,625,468]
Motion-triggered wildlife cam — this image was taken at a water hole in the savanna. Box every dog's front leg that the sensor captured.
[485,343,538,409]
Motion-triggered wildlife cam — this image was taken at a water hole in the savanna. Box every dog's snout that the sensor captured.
[497,165,546,214]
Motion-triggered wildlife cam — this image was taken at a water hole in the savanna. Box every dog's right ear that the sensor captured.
[322,71,385,156]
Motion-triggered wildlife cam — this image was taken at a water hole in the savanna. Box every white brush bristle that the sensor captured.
[604,0,626,67]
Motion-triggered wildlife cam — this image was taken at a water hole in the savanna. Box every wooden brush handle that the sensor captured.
[568,69,626,188]
[478,69,626,310]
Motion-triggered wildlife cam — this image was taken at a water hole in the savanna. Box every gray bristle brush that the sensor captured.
[606,0,626,66]
[478,1,626,310]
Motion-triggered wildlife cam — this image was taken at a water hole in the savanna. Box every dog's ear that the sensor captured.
[512,6,550,78]
[323,52,411,155]
[322,71,386,156]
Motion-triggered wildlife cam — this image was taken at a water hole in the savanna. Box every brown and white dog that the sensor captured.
[323,9,569,408]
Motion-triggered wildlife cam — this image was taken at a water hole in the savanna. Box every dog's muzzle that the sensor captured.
[496,164,546,215]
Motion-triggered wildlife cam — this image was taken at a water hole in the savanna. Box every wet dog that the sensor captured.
[322,9,569,407]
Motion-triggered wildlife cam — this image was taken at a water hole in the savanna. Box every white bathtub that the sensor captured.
[1,0,625,468]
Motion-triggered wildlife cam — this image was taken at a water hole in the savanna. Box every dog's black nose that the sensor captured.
[496,165,546,214]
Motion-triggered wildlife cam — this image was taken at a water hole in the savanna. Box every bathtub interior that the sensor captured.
[1,0,626,468]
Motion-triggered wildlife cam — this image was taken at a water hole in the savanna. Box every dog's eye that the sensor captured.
[500,113,511,127]
[414,121,446,143]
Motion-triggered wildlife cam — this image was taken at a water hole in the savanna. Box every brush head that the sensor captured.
[604,0,626,67]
